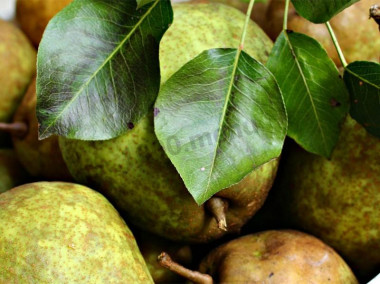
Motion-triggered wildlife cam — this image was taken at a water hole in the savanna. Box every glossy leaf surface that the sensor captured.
[37,0,173,140]
[291,0,359,23]
[267,31,349,158]
[344,61,380,137]
[155,48,287,205]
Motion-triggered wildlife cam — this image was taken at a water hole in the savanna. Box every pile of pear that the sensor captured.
[0,0,378,283]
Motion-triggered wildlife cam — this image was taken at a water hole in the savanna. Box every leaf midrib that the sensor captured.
[345,67,380,90]
[203,49,241,201]
[40,0,160,137]
[284,31,328,155]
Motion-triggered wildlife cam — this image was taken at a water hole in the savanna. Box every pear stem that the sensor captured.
[158,252,213,284]
[0,122,28,138]
[206,197,228,231]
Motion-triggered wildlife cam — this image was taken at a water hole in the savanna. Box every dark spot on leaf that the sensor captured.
[354,99,359,104]
[154,107,160,117]
[269,272,274,278]
[330,99,341,107]
[338,74,342,79]
[286,29,294,33]
[359,81,364,86]
[127,122,134,129]
[235,75,240,81]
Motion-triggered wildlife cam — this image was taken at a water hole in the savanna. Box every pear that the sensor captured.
[0,182,153,283]
[136,231,193,283]
[266,116,380,280]
[0,78,72,181]
[0,19,36,146]
[159,230,358,283]
[15,78,71,180]
[59,2,277,243]
[264,0,380,67]
[0,149,29,193]
[189,0,269,29]
[16,0,73,46]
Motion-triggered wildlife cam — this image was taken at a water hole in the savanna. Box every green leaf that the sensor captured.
[344,61,380,137]
[37,0,173,140]
[154,48,287,205]
[267,31,349,158]
[291,0,359,23]
[136,0,155,9]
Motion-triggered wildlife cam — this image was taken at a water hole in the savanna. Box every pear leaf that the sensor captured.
[136,0,155,9]
[291,0,359,23]
[267,31,349,158]
[154,48,287,205]
[344,61,380,137]
[37,0,173,140]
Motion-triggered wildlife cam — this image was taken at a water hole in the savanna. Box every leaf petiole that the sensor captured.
[325,21,348,68]
[240,0,256,49]
[283,0,290,30]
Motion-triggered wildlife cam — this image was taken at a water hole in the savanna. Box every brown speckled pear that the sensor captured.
[137,232,193,283]
[0,19,35,146]
[0,149,29,193]
[198,230,358,283]
[16,0,73,46]
[59,3,278,243]
[272,116,380,279]
[264,0,380,67]
[0,182,153,283]
[11,78,72,181]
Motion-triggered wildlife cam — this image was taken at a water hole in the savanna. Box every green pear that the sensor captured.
[0,19,36,146]
[136,231,193,283]
[189,0,268,29]
[0,149,29,193]
[0,78,72,181]
[0,182,153,283]
[266,116,380,280]
[59,2,278,243]
[159,230,358,283]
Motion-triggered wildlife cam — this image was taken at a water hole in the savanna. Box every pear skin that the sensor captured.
[0,149,29,193]
[272,116,380,280]
[136,232,192,283]
[59,3,278,243]
[0,19,35,146]
[60,113,279,243]
[16,0,73,46]
[189,0,268,29]
[199,230,358,283]
[10,78,72,181]
[0,182,153,283]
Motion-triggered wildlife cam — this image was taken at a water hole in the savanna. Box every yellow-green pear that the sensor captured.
[0,19,36,145]
[0,78,72,181]
[0,182,153,283]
